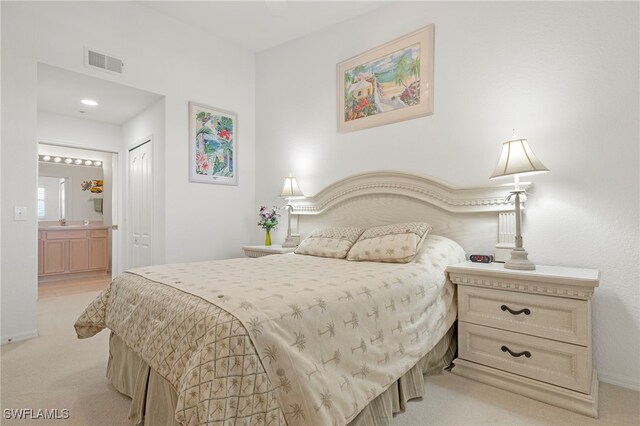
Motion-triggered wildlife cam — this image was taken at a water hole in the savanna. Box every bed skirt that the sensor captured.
[107,324,457,426]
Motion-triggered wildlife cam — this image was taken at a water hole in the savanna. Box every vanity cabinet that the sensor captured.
[39,227,109,279]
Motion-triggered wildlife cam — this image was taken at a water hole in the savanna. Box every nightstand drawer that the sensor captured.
[459,286,589,345]
[459,323,591,393]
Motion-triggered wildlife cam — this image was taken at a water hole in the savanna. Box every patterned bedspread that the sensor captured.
[75,235,465,426]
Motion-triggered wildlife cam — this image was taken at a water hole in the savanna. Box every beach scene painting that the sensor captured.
[189,102,238,185]
[344,44,421,122]
[338,25,434,132]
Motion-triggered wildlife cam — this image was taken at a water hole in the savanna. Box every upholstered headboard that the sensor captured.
[290,171,522,258]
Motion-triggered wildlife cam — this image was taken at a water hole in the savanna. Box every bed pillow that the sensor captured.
[294,227,365,259]
[346,222,432,263]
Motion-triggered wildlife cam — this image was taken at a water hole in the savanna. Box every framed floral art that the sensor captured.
[337,25,434,132]
[189,102,238,185]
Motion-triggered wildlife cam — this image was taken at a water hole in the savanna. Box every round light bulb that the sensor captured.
[81,99,98,106]
[85,160,93,166]
[42,155,51,161]
[64,158,73,164]
[94,161,102,167]
[53,157,62,163]
[74,159,82,165]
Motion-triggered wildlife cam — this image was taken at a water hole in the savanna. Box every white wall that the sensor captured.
[256,2,640,389]
[122,98,166,267]
[1,2,256,342]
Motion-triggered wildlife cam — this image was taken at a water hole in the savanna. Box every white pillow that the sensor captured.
[294,227,365,259]
[346,222,432,263]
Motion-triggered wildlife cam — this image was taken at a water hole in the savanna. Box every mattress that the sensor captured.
[75,235,466,425]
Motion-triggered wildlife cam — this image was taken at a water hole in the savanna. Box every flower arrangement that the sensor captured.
[258,206,279,231]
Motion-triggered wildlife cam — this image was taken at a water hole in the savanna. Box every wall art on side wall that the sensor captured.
[337,25,434,132]
[189,102,238,185]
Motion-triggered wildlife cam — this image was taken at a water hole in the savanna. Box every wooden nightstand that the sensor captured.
[447,261,600,417]
[242,245,296,258]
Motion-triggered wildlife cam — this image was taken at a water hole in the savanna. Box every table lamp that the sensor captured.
[279,173,305,248]
[490,137,549,270]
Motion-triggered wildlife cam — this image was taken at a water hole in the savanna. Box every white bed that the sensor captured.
[75,171,517,426]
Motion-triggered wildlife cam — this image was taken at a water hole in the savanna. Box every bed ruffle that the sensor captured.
[107,324,456,426]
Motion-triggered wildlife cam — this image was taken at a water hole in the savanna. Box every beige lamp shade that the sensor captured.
[490,139,549,180]
[279,174,305,198]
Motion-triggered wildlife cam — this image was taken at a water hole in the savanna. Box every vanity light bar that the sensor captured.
[38,155,104,167]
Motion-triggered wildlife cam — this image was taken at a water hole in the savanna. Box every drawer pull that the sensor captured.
[501,345,531,358]
[501,305,531,316]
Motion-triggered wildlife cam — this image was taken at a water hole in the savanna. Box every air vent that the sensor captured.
[85,47,124,75]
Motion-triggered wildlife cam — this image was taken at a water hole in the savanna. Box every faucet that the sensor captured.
[59,218,66,226]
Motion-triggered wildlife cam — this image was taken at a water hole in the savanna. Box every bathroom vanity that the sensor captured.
[38,225,109,280]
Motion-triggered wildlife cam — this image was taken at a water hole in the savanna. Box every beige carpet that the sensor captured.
[1,290,639,426]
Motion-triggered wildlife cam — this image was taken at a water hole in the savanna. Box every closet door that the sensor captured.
[128,141,153,268]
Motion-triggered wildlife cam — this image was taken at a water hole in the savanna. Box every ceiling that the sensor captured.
[140,1,387,52]
[37,64,164,125]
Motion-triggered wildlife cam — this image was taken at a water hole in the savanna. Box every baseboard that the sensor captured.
[598,371,640,392]
[1,329,39,345]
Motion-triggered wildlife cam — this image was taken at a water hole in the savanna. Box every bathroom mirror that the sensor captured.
[38,162,104,222]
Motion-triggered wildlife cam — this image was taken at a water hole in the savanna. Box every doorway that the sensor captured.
[37,144,119,297]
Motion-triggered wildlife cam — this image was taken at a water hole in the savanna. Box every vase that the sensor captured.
[264,229,272,246]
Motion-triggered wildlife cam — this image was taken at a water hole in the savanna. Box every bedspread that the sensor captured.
[75,235,465,426]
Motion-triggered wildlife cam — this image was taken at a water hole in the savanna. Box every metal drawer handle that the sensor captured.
[501,345,531,358]
[501,305,531,316]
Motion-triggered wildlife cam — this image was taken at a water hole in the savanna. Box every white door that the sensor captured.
[128,141,153,268]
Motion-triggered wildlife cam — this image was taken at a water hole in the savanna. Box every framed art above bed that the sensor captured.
[337,25,434,132]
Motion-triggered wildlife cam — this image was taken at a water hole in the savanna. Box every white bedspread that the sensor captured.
[76,235,465,425]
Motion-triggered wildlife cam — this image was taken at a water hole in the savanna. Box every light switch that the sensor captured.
[14,206,27,221]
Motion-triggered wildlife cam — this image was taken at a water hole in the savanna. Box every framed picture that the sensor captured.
[337,25,434,132]
[189,102,238,185]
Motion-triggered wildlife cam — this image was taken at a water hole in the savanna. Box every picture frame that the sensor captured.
[189,102,238,185]
[337,25,434,133]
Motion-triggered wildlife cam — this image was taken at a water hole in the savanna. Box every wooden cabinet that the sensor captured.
[39,227,109,279]
[89,230,108,270]
[447,261,600,418]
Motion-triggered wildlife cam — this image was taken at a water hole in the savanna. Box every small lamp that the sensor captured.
[279,173,305,248]
[490,137,549,270]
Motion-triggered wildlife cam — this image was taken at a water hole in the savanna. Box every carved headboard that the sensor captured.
[290,171,521,258]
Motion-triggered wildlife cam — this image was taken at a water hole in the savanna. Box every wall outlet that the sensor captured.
[14,206,27,221]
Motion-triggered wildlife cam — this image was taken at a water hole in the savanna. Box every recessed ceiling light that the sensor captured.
[53,157,62,163]
[64,158,73,164]
[94,161,102,167]
[42,155,51,161]
[81,99,98,106]
[74,159,83,165]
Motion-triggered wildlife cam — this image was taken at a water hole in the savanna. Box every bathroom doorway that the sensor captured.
[37,144,119,297]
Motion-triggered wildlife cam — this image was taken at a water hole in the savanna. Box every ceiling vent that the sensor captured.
[84,47,124,75]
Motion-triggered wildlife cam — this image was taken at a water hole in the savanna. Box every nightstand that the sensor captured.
[447,261,600,417]
[242,245,296,258]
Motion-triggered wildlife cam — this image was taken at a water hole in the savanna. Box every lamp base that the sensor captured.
[504,248,536,271]
[282,234,301,248]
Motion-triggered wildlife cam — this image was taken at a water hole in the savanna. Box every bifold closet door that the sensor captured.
[128,141,153,268]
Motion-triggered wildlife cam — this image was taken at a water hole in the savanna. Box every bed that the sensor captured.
[75,171,518,426]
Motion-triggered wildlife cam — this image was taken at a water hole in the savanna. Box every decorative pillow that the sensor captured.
[346,222,432,263]
[294,227,365,259]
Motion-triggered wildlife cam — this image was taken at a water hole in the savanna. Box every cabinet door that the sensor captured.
[43,240,66,274]
[69,239,89,272]
[38,239,44,274]
[89,237,108,270]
